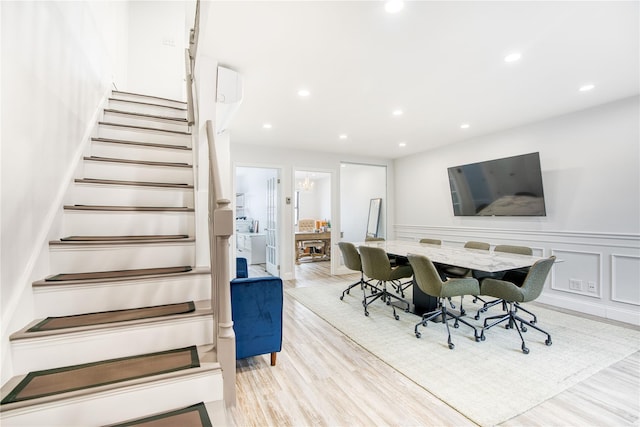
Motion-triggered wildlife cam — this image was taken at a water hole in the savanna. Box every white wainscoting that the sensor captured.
[394,225,640,326]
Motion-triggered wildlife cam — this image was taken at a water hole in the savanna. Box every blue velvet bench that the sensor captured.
[231,258,283,365]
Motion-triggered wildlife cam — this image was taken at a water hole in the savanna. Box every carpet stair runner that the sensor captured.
[0,91,223,426]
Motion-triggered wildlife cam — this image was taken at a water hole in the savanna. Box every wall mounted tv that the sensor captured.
[447,152,547,216]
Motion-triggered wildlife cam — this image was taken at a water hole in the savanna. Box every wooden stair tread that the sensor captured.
[50,235,194,246]
[91,137,190,150]
[112,91,187,106]
[109,97,187,112]
[106,402,212,427]
[44,266,193,282]
[103,108,189,123]
[11,300,211,338]
[83,156,192,168]
[64,205,194,212]
[59,234,190,242]
[0,345,219,411]
[99,121,191,136]
[32,267,211,287]
[75,178,193,189]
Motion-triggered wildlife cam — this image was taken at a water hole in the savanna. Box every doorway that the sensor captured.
[293,169,332,269]
[235,166,280,276]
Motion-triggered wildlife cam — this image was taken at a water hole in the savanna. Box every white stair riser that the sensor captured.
[91,141,192,163]
[108,99,187,119]
[0,370,222,427]
[11,317,212,373]
[62,211,194,236]
[112,93,187,109]
[33,274,211,317]
[72,183,194,207]
[83,161,193,185]
[49,243,195,274]
[98,125,191,146]
[103,111,189,133]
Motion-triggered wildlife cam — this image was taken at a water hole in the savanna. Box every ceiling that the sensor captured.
[204,1,639,159]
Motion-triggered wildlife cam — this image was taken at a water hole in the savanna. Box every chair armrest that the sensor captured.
[236,257,249,278]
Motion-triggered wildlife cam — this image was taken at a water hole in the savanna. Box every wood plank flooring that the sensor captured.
[228,261,639,426]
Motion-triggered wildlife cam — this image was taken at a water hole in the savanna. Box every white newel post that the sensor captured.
[213,199,236,406]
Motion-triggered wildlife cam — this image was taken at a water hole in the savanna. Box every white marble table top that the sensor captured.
[356,240,546,273]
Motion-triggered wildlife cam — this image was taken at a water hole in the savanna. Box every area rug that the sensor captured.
[286,283,640,426]
[107,402,212,427]
[1,346,199,404]
[27,301,195,332]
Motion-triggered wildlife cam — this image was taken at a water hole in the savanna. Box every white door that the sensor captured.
[265,176,279,276]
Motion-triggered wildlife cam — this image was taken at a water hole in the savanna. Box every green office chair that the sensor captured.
[474,244,534,320]
[407,254,481,349]
[442,241,490,315]
[337,242,371,300]
[359,245,413,320]
[478,256,556,354]
[419,238,442,245]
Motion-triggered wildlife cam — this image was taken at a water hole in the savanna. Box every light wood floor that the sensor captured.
[227,261,640,427]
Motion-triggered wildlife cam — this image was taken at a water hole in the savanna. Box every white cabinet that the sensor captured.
[236,233,266,265]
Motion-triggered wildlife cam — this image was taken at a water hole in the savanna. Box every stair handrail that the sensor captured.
[205,120,236,406]
[186,0,237,406]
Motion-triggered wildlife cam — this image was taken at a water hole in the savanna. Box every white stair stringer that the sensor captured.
[98,122,191,146]
[111,91,188,110]
[103,110,189,133]
[62,209,195,236]
[0,345,222,427]
[71,180,194,207]
[32,268,211,317]
[82,158,193,185]
[108,98,187,119]
[48,240,195,274]
[90,138,192,164]
[9,301,213,373]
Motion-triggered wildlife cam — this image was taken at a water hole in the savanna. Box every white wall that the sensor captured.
[232,143,392,280]
[125,1,192,100]
[0,0,129,382]
[340,163,387,242]
[393,96,640,325]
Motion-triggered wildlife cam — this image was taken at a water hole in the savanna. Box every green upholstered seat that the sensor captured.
[408,253,481,350]
[337,242,370,300]
[478,256,556,354]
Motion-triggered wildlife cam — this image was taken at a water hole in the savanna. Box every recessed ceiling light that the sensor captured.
[398,142,407,148]
[297,89,310,97]
[579,84,595,92]
[263,123,272,129]
[504,52,522,63]
[385,0,404,13]
[392,109,403,116]
[460,123,470,129]
[339,134,348,140]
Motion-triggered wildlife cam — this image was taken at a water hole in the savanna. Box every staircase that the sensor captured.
[0,91,225,426]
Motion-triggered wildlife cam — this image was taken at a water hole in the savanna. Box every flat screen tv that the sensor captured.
[447,152,546,216]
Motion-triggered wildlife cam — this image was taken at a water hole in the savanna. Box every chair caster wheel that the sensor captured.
[522,345,529,354]
[346,290,350,295]
[521,325,527,332]
[364,311,369,317]
[545,338,552,346]
[415,332,422,338]
[448,343,455,350]
[480,333,486,341]
[340,296,344,300]
[475,335,481,342]
[474,314,480,320]
[460,309,466,316]
[453,322,459,329]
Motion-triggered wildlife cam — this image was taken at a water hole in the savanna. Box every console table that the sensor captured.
[295,231,331,263]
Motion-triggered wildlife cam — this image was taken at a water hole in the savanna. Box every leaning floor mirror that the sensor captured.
[366,198,381,239]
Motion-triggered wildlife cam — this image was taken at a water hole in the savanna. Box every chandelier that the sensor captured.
[297,175,314,192]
